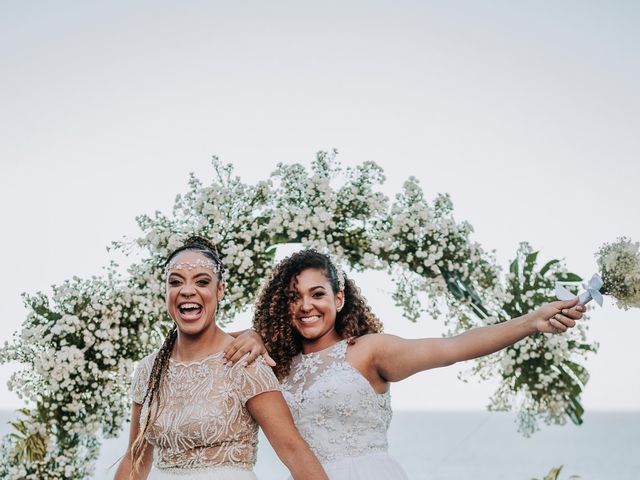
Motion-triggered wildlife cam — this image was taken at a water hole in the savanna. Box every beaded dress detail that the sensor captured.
[131,351,280,472]
[282,339,393,464]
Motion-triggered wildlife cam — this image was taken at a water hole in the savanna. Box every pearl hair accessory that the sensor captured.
[334,263,346,290]
[165,258,223,276]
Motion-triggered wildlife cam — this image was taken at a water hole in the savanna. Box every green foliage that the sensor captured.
[531,465,580,480]
[463,243,596,434]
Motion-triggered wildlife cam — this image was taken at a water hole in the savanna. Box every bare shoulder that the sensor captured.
[346,334,409,387]
[349,333,403,352]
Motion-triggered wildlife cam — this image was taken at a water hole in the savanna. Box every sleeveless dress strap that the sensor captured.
[332,338,349,359]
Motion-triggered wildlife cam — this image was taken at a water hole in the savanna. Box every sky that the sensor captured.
[0,1,638,414]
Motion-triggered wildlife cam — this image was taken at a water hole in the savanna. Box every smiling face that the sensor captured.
[289,267,344,353]
[165,250,224,336]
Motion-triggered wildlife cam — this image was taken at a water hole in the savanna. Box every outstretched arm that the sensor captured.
[372,298,584,383]
[247,391,328,479]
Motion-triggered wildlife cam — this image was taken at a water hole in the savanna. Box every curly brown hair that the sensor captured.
[252,249,383,380]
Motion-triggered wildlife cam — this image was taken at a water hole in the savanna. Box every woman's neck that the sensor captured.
[172,324,230,362]
[300,329,343,354]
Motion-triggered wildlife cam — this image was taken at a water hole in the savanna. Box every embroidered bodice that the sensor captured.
[281,339,392,463]
[131,351,280,470]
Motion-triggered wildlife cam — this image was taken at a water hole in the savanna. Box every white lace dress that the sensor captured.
[131,351,280,480]
[282,339,408,479]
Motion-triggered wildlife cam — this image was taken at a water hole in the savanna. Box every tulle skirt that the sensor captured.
[148,466,257,480]
[287,451,408,480]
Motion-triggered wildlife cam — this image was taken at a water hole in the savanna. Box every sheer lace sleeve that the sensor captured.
[131,351,156,404]
[235,355,281,405]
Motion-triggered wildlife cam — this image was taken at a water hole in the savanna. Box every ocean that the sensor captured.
[0,410,638,479]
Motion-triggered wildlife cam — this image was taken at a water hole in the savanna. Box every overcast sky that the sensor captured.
[1,1,638,413]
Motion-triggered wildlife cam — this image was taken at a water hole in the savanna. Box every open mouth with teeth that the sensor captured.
[298,315,322,325]
[178,302,203,321]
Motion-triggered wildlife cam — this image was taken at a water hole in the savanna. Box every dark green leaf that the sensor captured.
[555,273,583,283]
[539,259,560,277]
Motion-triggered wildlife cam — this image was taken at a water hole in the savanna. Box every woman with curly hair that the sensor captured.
[224,249,585,479]
[113,237,327,480]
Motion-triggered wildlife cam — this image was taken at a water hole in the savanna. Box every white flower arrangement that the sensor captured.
[595,237,640,309]
[464,244,595,435]
[0,152,598,477]
[556,238,640,310]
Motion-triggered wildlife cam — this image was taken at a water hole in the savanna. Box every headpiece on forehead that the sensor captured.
[165,257,223,275]
[164,236,226,280]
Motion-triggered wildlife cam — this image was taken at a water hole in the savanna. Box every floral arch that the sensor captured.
[0,152,595,479]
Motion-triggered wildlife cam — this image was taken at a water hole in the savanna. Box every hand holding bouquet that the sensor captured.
[556,237,640,309]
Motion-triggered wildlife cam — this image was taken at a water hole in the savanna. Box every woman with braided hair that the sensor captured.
[113,237,328,480]
[223,249,585,479]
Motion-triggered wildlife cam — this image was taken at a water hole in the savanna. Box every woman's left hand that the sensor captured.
[223,329,275,367]
[532,297,585,334]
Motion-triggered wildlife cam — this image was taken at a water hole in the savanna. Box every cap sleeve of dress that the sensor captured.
[130,351,156,405]
[235,355,281,405]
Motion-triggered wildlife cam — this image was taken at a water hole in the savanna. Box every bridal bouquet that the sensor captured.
[556,237,640,309]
